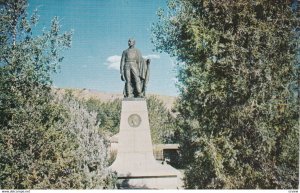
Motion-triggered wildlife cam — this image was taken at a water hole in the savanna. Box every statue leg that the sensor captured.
[131,66,142,97]
[124,65,133,97]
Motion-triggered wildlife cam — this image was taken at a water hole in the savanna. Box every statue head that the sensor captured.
[128,38,135,48]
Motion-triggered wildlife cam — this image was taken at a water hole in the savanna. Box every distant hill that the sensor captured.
[55,88,177,111]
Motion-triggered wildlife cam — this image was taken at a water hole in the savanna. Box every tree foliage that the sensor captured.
[147,95,179,144]
[152,0,299,189]
[85,98,121,136]
[53,93,117,189]
[0,0,72,188]
[84,95,179,144]
[0,0,116,189]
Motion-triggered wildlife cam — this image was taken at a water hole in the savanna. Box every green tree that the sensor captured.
[85,98,121,136]
[152,0,299,189]
[0,1,116,188]
[147,95,179,144]
[53,93,117,189]
[84,96,179,144]
[0,0,74,188]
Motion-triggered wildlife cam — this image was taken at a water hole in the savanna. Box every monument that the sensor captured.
[109,39,181,189]
[120,38,150,98]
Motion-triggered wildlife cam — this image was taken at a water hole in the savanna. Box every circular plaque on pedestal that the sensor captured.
[128,114,141,127]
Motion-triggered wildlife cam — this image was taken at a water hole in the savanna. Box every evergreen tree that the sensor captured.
[152,0,299,189]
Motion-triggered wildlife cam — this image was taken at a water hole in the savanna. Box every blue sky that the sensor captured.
[28,0,178,96]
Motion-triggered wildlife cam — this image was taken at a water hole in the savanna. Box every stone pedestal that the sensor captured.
[109,99,181,189]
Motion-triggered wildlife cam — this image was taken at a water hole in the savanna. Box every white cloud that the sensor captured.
[143,54,160,59]
[105,54,160,71]
[105,55,121,70]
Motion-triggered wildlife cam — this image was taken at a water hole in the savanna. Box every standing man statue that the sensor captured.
[120,38,150,98]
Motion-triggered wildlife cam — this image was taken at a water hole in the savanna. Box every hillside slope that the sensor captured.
[55,88,177,111]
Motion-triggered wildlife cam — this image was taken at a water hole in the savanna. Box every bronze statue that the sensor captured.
[120,38,150,98]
